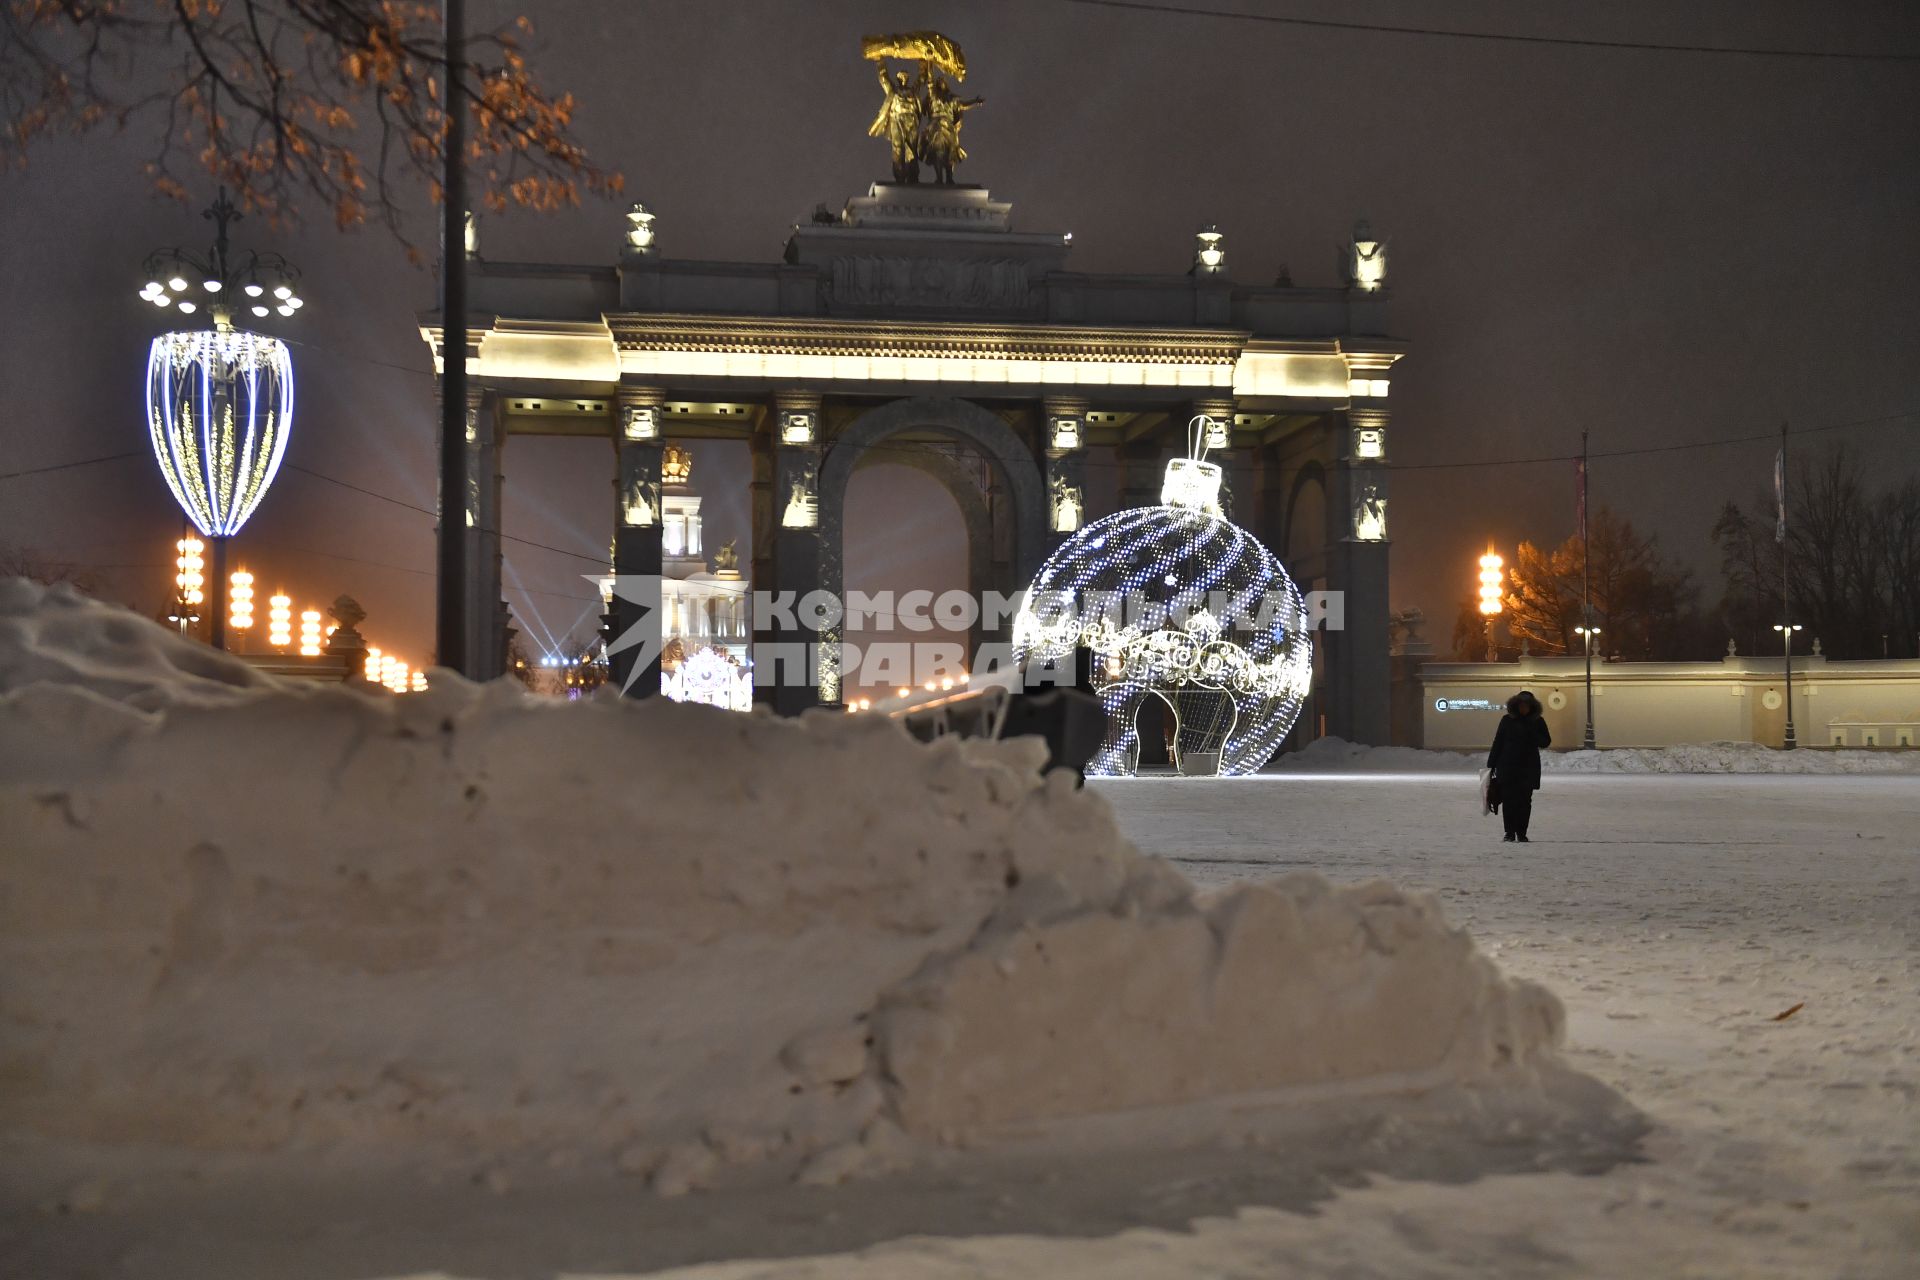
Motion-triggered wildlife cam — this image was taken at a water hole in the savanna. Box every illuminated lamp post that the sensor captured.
[267,593,292,649]
[298,608,322,657]
[227,569,255,650]
[140,190,302,650]
[1193,225,1226,276]
[1575,624,1601,749]
[1476,550,1504,661]
[1773,623,1804,749]
[169,535,204,635]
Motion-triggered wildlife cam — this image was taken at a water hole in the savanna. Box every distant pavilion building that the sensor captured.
[423,182,1406,745]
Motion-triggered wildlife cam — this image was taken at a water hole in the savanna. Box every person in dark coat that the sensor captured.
[1486,690,1551,842]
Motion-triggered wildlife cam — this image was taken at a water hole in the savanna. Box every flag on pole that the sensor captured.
[1774,448,1787,543]
[1575,456,1588,542]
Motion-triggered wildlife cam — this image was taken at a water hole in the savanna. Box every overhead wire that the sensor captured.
[1051,0,1920,62]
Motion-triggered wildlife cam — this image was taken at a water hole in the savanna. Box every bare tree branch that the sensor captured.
[2,1,621,255]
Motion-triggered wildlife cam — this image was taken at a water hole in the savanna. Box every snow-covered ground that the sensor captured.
[1083,772,1920,1277]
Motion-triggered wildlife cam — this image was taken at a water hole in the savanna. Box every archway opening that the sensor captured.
[841,462,971,697]
[500,435,616,674]
[1133,692,1175,771]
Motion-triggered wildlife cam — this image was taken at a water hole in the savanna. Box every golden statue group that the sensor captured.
[864,31,984,185]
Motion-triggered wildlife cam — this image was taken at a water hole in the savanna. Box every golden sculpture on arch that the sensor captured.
[863,31,983,186]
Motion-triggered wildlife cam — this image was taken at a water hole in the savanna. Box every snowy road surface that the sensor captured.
[5,771,1915,1278]
[1090,772,1920,1278]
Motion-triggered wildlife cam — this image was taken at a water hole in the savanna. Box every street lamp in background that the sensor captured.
[169,535,203,635]
[1774,623,1804,749]
[140,190,303,650]
[226,570,254,650]
[1575,624,1602,750]
[1477,550,1504,661]
[298,608,323,657]
[267,594,292,650]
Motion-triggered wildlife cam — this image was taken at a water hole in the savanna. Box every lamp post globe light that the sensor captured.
[140,189,304,649]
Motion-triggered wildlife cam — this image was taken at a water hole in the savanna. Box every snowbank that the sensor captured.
[1273,735,1919,775]
[0,581,1566,1189]
[1272,736,1481,773]
[1548,741,1920,774]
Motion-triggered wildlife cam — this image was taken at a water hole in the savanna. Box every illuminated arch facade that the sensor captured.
[422,185,1404,742]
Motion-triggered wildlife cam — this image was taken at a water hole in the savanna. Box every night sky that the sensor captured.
[3,0,1915,668]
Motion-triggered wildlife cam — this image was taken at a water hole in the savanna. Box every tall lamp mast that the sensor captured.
[436,0,470,676]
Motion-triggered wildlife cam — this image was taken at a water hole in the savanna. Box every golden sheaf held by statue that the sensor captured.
[861,31,966,80]
[862,31,984,186]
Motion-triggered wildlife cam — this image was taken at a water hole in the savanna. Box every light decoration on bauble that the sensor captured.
[1012,417,1312,777]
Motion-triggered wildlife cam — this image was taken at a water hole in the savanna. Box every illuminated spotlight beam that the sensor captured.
[560,596,606,654]
[500,554,566,657]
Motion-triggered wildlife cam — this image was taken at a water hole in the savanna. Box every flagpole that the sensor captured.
[1780,421,1796,750]
[1581,429,1595,749]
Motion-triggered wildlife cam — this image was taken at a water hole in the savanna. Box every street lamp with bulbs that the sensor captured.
[1773,623,1804,749]
[169,535,204,635]
[1575,624,1602,749]
[1476,550,1504,661]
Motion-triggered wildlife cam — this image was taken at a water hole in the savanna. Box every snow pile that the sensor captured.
[1548,742,1920,774]
[1274,735,1919,775]
[0,581,1566,1189]
[1273,736,1480,773]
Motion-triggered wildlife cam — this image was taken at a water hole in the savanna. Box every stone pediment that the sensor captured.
[824,254,1036,314]
[843,183,1012,231]
[784,184,1070,317]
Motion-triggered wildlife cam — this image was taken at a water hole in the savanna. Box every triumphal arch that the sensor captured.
[422,31,1405,745]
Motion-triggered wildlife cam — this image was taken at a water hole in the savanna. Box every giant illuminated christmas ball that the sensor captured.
[1012,448,1312,777]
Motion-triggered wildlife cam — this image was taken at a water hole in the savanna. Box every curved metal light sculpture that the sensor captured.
[145,328,294,537]
[138,189,304,647]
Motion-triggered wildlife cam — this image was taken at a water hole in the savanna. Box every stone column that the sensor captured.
[611,385,665,698]
[1324,398,1392,744]
[754,392,824,714]
[1041,398,1087,560]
